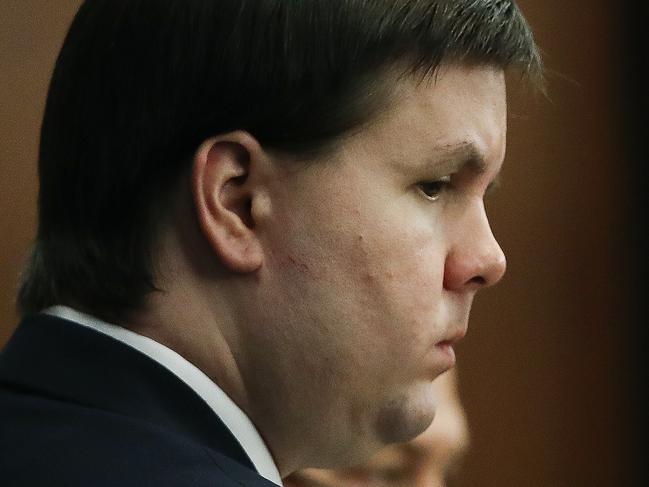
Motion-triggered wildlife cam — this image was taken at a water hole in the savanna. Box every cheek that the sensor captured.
[353,216,452,385]
[353,219,446,324]
[262,183,447,363]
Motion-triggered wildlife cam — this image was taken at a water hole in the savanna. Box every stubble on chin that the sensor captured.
[372,387,438,446]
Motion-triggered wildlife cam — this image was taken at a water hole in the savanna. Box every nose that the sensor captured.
[443,203,507,292]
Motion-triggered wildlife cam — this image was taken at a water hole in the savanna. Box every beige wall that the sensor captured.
[0,1,631,485]
[1,0,83,344]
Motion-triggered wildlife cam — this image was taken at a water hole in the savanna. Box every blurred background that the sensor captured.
[1,1,645,486]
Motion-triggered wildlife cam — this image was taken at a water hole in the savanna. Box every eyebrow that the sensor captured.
[429,141,503,193]
[428,142,489,175]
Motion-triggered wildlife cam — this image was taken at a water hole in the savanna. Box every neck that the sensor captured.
[125,284,251,416]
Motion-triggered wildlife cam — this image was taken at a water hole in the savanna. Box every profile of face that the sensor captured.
[284,369,469,487]
[226,63,507,472]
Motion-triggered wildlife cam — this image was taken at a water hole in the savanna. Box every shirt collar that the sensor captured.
[43,305,283,486]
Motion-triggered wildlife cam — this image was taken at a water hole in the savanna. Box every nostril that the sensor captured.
[469,275,487,286]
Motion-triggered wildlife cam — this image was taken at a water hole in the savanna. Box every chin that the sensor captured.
[373,386,438,445]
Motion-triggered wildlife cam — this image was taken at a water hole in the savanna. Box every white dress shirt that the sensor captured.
[43,305,283,486]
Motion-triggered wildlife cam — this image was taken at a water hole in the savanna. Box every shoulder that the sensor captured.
[0,387,256,486]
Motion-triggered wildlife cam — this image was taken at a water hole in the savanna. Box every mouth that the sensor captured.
[434,325,468,369]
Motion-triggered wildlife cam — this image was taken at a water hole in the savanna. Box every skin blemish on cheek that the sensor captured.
[287,254,311,273]
[362,272,376,283]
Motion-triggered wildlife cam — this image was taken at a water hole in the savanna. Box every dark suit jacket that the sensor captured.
[0,313,280,486]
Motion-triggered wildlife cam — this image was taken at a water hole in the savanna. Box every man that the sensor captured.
[0,1,541,485]
[285,369,469,487]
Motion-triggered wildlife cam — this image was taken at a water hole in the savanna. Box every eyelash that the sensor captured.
[418,175,452,201]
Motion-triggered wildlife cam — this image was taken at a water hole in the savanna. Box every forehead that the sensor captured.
[336,64,507,173]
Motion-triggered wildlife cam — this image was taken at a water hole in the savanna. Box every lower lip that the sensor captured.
[435,341,456,368]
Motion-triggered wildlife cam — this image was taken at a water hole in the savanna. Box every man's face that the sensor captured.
[239,64,506,469]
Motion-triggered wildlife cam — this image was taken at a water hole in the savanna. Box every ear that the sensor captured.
[192,131,267,273]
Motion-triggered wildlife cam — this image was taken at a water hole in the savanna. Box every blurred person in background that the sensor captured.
[285,369,469,487]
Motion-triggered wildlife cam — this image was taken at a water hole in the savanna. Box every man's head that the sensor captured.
[17,0,541,477]
[218,62,506,473]
[285,369,469,487]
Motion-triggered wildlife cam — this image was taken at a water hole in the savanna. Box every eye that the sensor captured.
[418,176,452,201]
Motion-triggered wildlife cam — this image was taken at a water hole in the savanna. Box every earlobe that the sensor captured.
[192,132,265,273]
